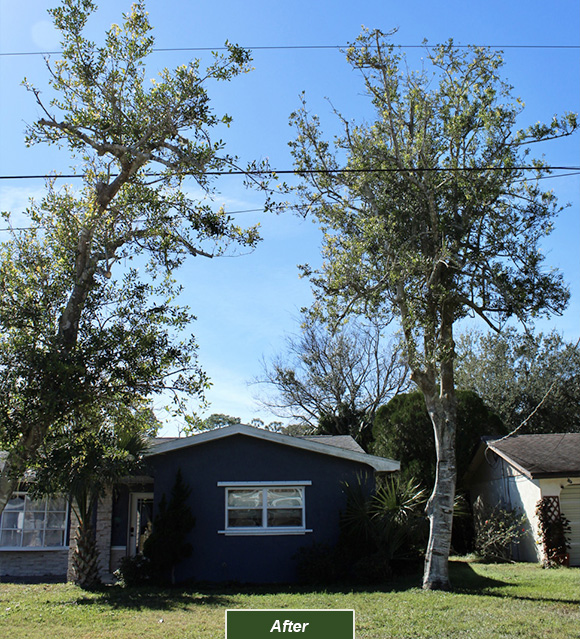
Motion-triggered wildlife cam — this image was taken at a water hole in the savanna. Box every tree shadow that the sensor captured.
[449,561,580,606]
[69,586,235,611]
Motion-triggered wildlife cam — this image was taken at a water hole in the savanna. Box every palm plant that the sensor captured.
[341,474,427,578]
[32,402,153,588]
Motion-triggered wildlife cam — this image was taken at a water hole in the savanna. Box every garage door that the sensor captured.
[560,484,580,567]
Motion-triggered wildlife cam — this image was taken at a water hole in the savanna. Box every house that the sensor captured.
[0,424,399,583]
[465,433,580,566]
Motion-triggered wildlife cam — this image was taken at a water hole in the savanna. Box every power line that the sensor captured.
[1,166,579,180]
[1,43,579,57]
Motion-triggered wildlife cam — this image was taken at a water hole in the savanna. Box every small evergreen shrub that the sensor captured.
[142,469,195,585]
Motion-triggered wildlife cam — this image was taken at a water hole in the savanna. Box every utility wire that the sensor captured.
[1,166,579,180]
[1,43,579,57]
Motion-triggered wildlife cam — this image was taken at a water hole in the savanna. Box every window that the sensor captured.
[218,482,312,535]
[0,493,68,549]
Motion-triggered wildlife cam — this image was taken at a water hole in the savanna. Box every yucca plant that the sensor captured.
[341,474,428,578]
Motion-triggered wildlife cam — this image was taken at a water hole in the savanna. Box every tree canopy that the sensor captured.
[0,0,268,514]
[257,318,409,448]
[455,328,580,434]
[290,28,577,589]
[372,390,506,489]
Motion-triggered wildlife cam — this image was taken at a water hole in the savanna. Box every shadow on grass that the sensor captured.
[449,561,580,606]
[70,586,235,611]
[50,560,579,610]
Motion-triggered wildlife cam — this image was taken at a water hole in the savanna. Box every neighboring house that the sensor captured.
[465,433,580,566]
[0,424,399,583]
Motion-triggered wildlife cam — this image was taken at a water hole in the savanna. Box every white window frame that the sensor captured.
[0,492,69,550]
[217,481,312,536]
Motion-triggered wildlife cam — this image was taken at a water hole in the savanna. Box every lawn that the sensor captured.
[0,560,578,638]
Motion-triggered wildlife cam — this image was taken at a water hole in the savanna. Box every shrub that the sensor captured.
[114,554,152,587]
[340,475,428,570]
[142,469,195,585]
[474,505,527,562]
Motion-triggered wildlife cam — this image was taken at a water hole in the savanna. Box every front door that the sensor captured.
[128,492,154,556]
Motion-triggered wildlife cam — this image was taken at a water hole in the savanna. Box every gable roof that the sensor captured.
[147,424,399,473]
[484,433,580,479]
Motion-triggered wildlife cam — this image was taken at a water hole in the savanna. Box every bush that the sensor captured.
[474,505,527,562]
[114,554,152,587]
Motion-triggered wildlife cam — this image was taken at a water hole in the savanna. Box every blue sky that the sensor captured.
[0,0,578,433]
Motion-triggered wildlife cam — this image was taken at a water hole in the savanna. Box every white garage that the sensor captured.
[560,484,580,566]
[466,433,580,567]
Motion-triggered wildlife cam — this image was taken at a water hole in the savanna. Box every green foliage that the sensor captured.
[456,329,580,434]
[143,469,195,585]
[372,390,506,488]
[30,403,153,589]
[340,475,428,568]
[473,505,527,562]
[0,0,267,509]
[113,554,153,588]
[289,28,576,589]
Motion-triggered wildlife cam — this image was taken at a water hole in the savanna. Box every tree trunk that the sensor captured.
[422,393,457,590]
[70,516,101,590]
[420,307,457,590]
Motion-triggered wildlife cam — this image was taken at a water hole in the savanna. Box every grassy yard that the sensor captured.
[0,559,578,638]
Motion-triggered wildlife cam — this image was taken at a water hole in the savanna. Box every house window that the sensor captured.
[0,493,68,549]
[218,481,312,535]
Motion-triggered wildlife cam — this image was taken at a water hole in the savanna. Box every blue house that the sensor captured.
[0,425,399,584]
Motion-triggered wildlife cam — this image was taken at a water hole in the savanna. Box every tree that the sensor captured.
[0,0,266,514]
[289,29,576,588]
[372,390,506,489]
[455,328,580,434]
[143,468,195,585]
[257,318,409,448]
[32,401,155,588]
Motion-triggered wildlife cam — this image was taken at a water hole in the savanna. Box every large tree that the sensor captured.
[455,328,580,434]
[0,0,266,514]
[289,29,576,589]
[257,318,409,448]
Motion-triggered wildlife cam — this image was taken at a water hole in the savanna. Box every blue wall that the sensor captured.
[148,435,375,584]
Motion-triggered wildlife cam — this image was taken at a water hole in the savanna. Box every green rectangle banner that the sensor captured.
[226,609,355,639]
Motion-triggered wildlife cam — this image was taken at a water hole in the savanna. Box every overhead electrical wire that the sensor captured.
[1,166,579,181]
[1,43,579,57]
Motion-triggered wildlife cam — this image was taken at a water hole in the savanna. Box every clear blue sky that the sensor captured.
[1,0,578,433]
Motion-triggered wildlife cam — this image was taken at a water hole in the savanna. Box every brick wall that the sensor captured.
[0,549,68,579]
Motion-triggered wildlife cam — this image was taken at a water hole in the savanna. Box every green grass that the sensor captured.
[0,560,578,638]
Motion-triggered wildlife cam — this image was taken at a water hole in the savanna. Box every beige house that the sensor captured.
[466,433,580,566]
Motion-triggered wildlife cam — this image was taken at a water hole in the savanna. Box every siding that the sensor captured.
[560,484,580,567]
[148,434,375,583]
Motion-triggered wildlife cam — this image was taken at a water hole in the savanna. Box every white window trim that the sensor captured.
[0,492,69,551]
[218,482,312,536]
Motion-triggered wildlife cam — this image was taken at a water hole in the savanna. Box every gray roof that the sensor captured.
[487,433,580,479]
[146,424,399,473]
[300,434,366,454]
